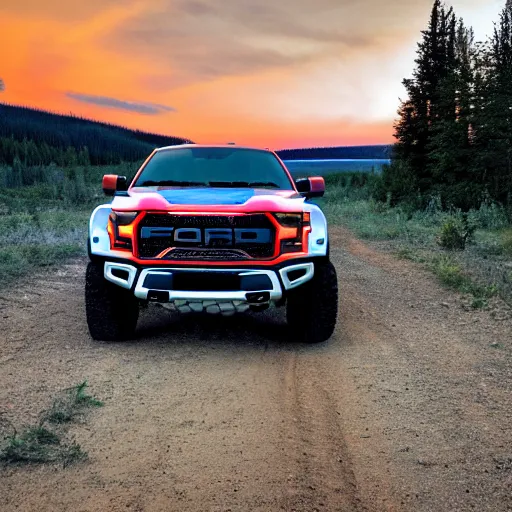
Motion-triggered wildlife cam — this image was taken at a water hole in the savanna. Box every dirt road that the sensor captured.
[1,227,511,511]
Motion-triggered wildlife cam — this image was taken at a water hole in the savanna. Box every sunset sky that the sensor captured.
[0,0,505,148]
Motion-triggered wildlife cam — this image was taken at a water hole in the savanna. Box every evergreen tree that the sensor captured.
[472,1,512,205]
[391,0,457,202]
[427,19,479,208]
[389,0,512,210]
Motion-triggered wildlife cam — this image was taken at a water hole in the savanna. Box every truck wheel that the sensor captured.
[286,260,338,343]
[85,262,139,341]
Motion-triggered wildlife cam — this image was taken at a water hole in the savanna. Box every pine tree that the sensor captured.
[427,19,479,208]
[472,1,512,205]
[387,0,512,209]
[390,0,457,203]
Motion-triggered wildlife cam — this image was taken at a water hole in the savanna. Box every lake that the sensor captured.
[283,159,390,177]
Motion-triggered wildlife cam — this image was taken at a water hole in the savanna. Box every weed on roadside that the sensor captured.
[430,255,498,308]
[471,296,490,310]
[1,426,86,466]
[430,255,467,288]
[44,381,103,424]
[395,247,416,260]
[0,381,102,467]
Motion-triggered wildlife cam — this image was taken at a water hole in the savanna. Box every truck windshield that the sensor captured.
[133,147,294,190]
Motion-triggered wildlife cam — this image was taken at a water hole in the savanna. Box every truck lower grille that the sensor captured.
[138,214,275,260]
[163,249,250,261]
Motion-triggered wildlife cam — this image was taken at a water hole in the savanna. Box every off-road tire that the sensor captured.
[286,260,338,343]
[85,262,139,341]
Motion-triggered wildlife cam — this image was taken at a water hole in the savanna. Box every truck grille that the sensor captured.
[163,249,250,261]
[138,214,275,260]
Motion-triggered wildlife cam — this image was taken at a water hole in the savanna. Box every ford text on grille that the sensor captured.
[140,227,272,246]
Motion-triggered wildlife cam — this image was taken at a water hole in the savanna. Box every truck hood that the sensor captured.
[111,187,306,213]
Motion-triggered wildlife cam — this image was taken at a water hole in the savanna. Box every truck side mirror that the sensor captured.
[295,177,325,198]
[102,175,128,196]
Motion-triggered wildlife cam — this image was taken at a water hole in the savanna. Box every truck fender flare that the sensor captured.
[89,205,112,256]
[306,205,328,257]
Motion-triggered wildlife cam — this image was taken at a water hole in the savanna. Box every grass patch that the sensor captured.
[0,163,137,289]
[0,210,90,288]
[394,246,427,263]
[429,255,498,308]
[0,243,84,286]
[322,199,406,240]
[321,172,511,306]
[0,382,102,467]
[1,427,86,466]
[44,381,103,425]
[0,209,92,287]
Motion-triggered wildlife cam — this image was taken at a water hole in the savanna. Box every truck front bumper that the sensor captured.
[103,261,315,313]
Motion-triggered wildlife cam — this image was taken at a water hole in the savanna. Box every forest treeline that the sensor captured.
[277,145,391,160]
[0,103,191,167]
[380,0,512,212]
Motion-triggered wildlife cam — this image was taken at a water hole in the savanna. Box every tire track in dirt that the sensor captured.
[266,344,362,512]
[293,366,362,511]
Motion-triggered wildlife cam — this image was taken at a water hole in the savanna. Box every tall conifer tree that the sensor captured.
[473,1,512,204]
[389,0,512,209]
[390,0,456,203]
[427,19,477,208]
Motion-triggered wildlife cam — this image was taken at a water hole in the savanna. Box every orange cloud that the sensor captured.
[0,0,497,147]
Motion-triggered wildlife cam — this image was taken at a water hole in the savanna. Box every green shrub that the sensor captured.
[431,256,468,288]
[376,161,419,206]
[437,215,476,250]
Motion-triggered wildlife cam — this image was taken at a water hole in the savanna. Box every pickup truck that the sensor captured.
[86,145,338,343]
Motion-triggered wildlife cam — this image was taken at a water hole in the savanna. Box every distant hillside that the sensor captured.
[276,145,392,160]
[0,103,192,166]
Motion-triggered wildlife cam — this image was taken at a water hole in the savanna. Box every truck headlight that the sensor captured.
[273,213,310,253]
[108,211,138,250]
[109,211,139,226]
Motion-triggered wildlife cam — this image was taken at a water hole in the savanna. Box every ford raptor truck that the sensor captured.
[85,145,338,343]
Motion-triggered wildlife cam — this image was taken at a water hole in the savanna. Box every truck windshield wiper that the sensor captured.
[248,181,281,189]
[208,181,281,189]
[137,180,208,187]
